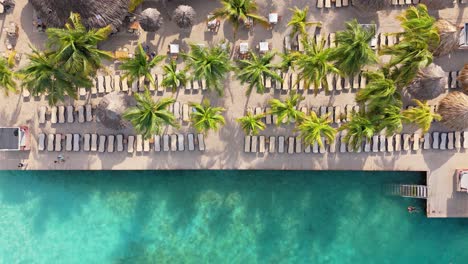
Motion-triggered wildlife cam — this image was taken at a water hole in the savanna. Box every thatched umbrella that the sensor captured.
[438,91,468,130]
[138,8,163,32]
[351,0,392,12]
[95,92,135,130]
[458,64,468,93]
[29,0,130,29]
[173,5,196,29]
[406,63,446,100]
[419,0,454,9]
[433,19,459,57]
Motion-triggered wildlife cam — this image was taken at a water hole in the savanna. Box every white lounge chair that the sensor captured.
[154,135,161,152]
[85,104,93,122]
[66,105,74,123]
[352,74,360,89]
[47,134,54,151]
[182,104,190,122]
[403,134,410,151]
[463,131,468,149]
[432,132,439,149]
[114,75,121,92]
[192,80,200,90]
[201,79,207,90]
[99,135,106,153]
[143,138,150,152]
[157,74,164,92]
[91,134,98,152]
[163,135,169,152]
[282,72,290,91]
[319,137,326,153]
[73,134,80,152]
[313,141,319,153]
[259,136,266,153]
[447,132,454,150]
[413,134,420,151]
[65,133,72,151]
[334,106,341,124]
[278,136,285,153]
[372,135,379,152]
[138,76,145,92]
[132,79,138,92]
[50,106,57,124]
[173,102,180,120]
[394,134,401,151]
[23,88,30,99]
[58,105,65,123]
[97,75,105,94]
[344,105,353,122]
[108,135,115,153]
[387,136,394,152]
[440,132,447,150]
[116,134,123,152]
[136,135,143,152]
[455,131,461,149]
[121,77,129,92]
[198,134,205,151]
[343,76,351,90]
[317,0,324,8]
[340,135,347,153]
[244,135,251,153]
[364,137,371,152]
[176,134,184,151]
[149,74,157,91]
[423,133,431,150]
[170,134,177,151]
[38,133,45,151]
[265,108,272,125]
[251,136,258,153]
[288,137,294,154]
[187,133,195,151]
[77,105,85,123]
[55,134,62,152]
[360,73,367,88]
[105,75,113,93]
[38,106,46,124]
[91,78,98,95]
[83,134,90,151]
[329,137,337,153]
[295,136,301,153]
[127,135,135,153]
[269,136,276,153]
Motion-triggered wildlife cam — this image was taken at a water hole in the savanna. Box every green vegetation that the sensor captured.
[0,57,18,95]
[162,60,188,91]
[296,112,336,148]
[236,112,266,135]
[190,99,226,134]
[183,43,232,96]
[402,99,442,133]
[287,7,321,38]
[268,92,305,125]
[339,112,375,151]
[212,0,268,33]
[236,52,282,95]
[128,0,144,12]
[123,92,178,139]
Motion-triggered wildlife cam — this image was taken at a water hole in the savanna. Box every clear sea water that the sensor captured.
[0,170,467,263]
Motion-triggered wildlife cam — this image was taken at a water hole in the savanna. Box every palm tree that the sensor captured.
[339,112,376,151]
[330,20,378,76]
[0,57,18,95]
[374,105,403,135]
[236,112,266,135]
[236,52,282,95]
[162,60,188,91]
[402,99,441,133]
[119,43,165,88]
[268,92,305,125]
[296,112,337,148]
[355,71,401,114]
[212,0,268,34]
[46,13,112,77]
[123,92,178,139]
[182,43,232,95]
[278,51,300,72]
[294,37,339,94]
[398,4,439,49]
[20,49,91,105]
[287,6,321,38]
[190,99,226,134]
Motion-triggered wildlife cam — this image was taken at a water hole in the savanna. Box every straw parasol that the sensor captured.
[406,63,446,100]
[433,19,459,57]
[29,0,130,29]
[419,0,454,9]
[138,8,163,32]
[95,92,135,130]
[438,91,468,130]
[351,0,392,12]
[459,64,468,93]
[173,5,196,29]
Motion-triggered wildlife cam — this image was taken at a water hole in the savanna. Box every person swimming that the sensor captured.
[408,206,419,213]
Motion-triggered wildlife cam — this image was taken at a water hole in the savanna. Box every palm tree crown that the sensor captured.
[212,0,268,32]
[287,6,321,38]
[122,92,178,139]
[296,112,337,148]
[236,112,266,135]
[268,92,305,125]
[0,57,17,95]
[402,99,441,133]
[330,19,378,76]
[356,71,401,114]
[190,99,226,134]
[119,43,165,88]
[183,43,232,96]
[339,112,376,151]
[162,60,188,91]
[236,51,282,95]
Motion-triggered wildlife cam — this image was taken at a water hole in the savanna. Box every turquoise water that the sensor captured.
[0,170,467,263]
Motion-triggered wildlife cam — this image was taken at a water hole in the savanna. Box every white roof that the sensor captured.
[269,13,278,23]
[170,44,179,54]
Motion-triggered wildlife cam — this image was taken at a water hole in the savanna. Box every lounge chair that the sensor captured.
[288,136,294,154]
[170,134,177,151]
[22,88,30,99]
[269,136,276,153]
[73,134,80,152]
[65,133,72,151]
[413,134,420,151]
[192,80,201,91]
[105,75,112,93]
[67,105,74,123]
[157,74,164,92]
[244,136,251,153]
[364,137,371,152]
[343,76,351,90]
[342,0,349,5]
[259,136,266,153]
[136,135,143,152]
[311,141,318,153]
[58,105,65,123]
[265,108,272,125]
[326,74,334,91]
[329,137,337,153]
[335,75,343,91]
[187,134,195,151]
[38,106,46,124]
[131,79,138,92]
[432,132,440,149]
[300,106,308,117]
[47,134,54,151]
[304,143,311,153]
[282,72,290,91]
[447,132,454,150]
[295,136,301,153]
[97,75,105,94]
[345,105,353,122]
[85,104,92,122]
[352,74,360,89]
[127,135,135,153]
[325,0,331,8]
[201,79,207,91]
[360,73,367,88]
[339,135,347,153]
[55,134,62,152]
[290,73,298,90]
[91,79,98,95]
[353,105,360,115]
[99,135,106,153]
[319,137,326,153]
[455,131,461,149]
[173,102,180,120]
[440,133,447,150]
[403,134,410,151]
[327,106,334,123]
[177,134,185,151]
[138,76,145,92]
[182,104,190,122]
[392,0,398,5]
[50,106,57,124]
[379,135,386,152]
[265,76,272,89]
[336,0,342,8]
[83,134,90,151]
[278,136,285,153]
[394,134,401,151]
[251,135,258,153]
[38,133,45,151]
[148,75,156,92]
[91,134,98,152]
[372,135,379,152]
[114,75,121,92]
[163,135,169,152]
[423,133,431,150]
[154,135,161,152]
[333,106,341,124]
[463,131,468,149]
[115,134,123,152]
[387,135,394,152]
[77,105,85,123]
[143,138,150,152]
[107,135,115,153]
[121,77,129,92]
[320,106,327,118]
[198,134,205,151]
[317,0,324,8]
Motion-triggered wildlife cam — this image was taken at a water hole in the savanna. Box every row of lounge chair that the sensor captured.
[317,0,350,8]
[37,133,206,153]
[169,102,193,123]
[244,131,468,154]
[38,105,93,124]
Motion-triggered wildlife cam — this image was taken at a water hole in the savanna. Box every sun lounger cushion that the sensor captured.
[423,133,431,150]
[55,134,62,152]
[287,137,294,154]
[154,135,161,152]
[143,138,150,152]
[38,133,45,151]
[83,134,90,151]
[394,134,401,151]
[269,136,276,153]
[47,134,54,151]
[295,136,301,153]
[278,136,285,153]
[432,132,439,149]
[251,136,258,153]
[244,135,251,153]
[447,132,454,150]
[188,134,195,151]
[77,105,85,123]
[66,105,74,123]
[108,135,115,153]
[65,133,72,151]
[455,131,461,149]
[85,104,92,122]
[177,134,184,151]
[136,135,143,152]
[58,106,65,123]
[440,133,447,150]
[91,134,98,152]
[162,135,169,151]
[403,134,410,151]
[170,134,177,151]
[116,134,123,152]
[50,106,57,124]
[73,134,80,152]
[99,135,106,153]
[413,134,420,151]
[372,135,379,152]
[340,136,347,153]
